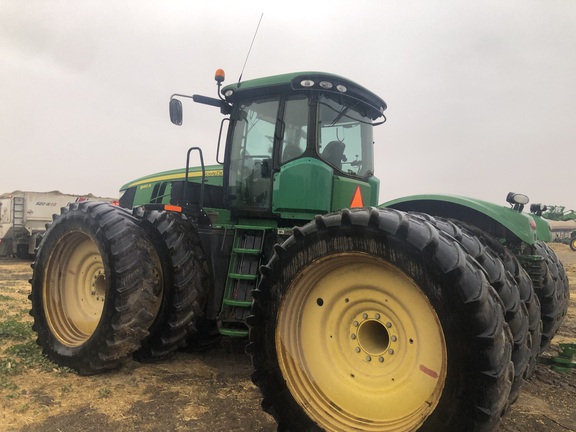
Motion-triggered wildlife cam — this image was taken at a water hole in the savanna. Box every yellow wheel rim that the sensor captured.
[43,230,164,347]
[43,231,107,347]
[276,252,447,432]
[571,238,576,250]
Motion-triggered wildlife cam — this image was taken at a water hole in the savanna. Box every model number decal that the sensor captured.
[35,202,58,206]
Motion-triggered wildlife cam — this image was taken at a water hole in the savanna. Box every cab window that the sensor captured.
[317,95,374,177]
[280,96,308,163]
[228,98,278,209]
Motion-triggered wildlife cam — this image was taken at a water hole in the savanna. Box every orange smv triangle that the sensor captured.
[350,186,364,208]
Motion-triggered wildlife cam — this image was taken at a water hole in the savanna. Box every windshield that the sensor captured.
[317,95,374,177]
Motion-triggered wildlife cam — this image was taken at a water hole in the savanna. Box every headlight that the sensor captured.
[506,192,529,206]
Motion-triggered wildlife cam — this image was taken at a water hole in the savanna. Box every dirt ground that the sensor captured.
[0,244,575,432]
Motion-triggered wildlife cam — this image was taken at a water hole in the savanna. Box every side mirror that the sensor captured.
[169,98,183,125]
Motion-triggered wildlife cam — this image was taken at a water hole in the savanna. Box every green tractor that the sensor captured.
[30,70,569,431]
[532,204,576,252]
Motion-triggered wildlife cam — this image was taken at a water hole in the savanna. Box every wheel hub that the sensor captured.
[350,311,396,363]
[91,271,106,302]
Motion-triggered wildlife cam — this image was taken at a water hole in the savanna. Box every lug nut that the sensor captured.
[366,355,372,362]
[355,347,361,353]
[391,336,397,342]
[362,313,368,319]
[351,334,356,340]
[375,313,380,320]
[353,321,359,327]
[388,349,395,355]
[386,322,392,328]
[379,356,384,363]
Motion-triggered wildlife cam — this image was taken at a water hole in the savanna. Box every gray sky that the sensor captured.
[2,0,576,212]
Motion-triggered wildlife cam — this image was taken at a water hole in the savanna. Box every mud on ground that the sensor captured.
[0,244,575,432]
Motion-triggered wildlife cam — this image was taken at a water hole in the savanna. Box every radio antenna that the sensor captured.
[238,13,264,85]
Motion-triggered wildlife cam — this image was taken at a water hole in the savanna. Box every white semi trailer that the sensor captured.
[0,191,115,258]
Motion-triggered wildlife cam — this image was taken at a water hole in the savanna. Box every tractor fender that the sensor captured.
[380,194,541,245]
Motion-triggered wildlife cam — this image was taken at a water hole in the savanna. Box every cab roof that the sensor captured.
[221,71,387,119]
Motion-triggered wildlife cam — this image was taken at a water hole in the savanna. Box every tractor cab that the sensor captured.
[169,71,386,223]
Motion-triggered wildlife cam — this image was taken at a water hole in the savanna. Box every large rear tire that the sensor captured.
[249,208,513,432]
[29,202,160,374]
[570,237,576,252]
[532,241,570,350]
[410,214,530,404]
[132,209,209,362]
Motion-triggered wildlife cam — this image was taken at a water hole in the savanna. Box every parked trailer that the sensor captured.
[0,191,115,258]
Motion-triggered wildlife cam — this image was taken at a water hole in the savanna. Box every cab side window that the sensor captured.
[280,96,308,163]
[228,98,278,208]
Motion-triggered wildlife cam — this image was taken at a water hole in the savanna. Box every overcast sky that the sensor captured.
[2,0,576,212]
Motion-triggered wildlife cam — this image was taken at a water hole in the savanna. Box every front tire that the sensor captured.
[249,208,513,432]
[29,202,159,374]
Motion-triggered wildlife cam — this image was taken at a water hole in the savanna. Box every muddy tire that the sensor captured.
[532,241,570,350]
[132,209,209,362]
[29,201,160,375]
[411,215,530,404]
[249,208,513,432]
[435,218,542,377]
[498,248,542,376]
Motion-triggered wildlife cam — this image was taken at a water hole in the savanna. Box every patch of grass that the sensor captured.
[0,374,18,391]
[0,319,33,340]
[0,294,13,301]
[98,387,112,399]
[16,403,30,413]
[5,341,56,371]
[0,357,25,376]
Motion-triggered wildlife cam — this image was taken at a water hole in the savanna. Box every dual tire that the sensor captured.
[30,202,207,374]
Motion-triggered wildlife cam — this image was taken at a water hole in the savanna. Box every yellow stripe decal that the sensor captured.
[129,170,223,187]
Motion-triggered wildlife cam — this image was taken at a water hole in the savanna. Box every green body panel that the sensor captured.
[381,194,539,245]
[529,214,553,242]
[368,176,380,207]
[331,176,375,210]
[121,165,224,208]
[272,158,333,219]
[121,160,379,221]
[203,208,232,227]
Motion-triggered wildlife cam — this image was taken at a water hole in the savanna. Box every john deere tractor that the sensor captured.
[30,70,569,431]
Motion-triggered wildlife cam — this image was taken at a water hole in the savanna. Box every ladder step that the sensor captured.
[219,328,249,337]
[228,273,258,281]
[223,299,252,307]
[232,247,261,255]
